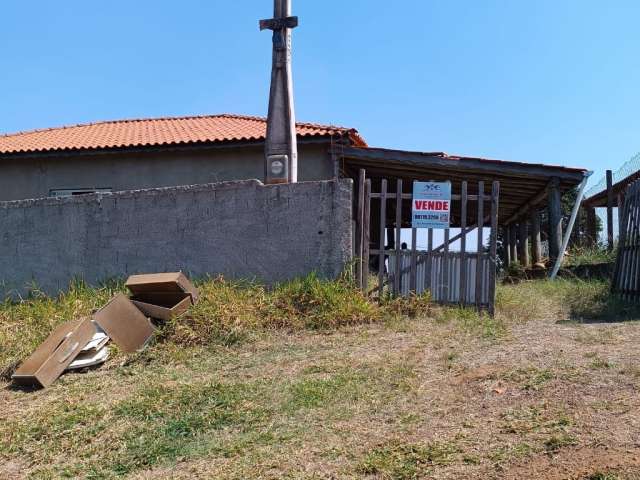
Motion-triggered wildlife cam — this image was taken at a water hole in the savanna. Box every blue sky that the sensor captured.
[1,0,639,190]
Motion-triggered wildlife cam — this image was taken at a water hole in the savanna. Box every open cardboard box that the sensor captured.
[93,293,155,353]
[12,317,96,388]
[125,272,199,322]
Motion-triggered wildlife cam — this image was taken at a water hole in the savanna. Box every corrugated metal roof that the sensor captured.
[0,113,367,155]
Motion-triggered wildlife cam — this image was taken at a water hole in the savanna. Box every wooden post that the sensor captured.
[460,182,468,304]
[443,227,450,302]
[475,181,485,309]
[355,169,365,288]
[261,0,299,184]
[618,193,624,242]
[531,209,542,265]
[518,220,530,267]
[426,229,433,294]
[394,179,403,296]
[607,169,614,250]
[386,228,395,249]
[488,181,500,316]
[377,180,388,300]
[509,224,518,265]
[409,227,417,293]
[548,178,563,263]
[362,179,372,292]
[586,206,598,247]
[503,226,511,267]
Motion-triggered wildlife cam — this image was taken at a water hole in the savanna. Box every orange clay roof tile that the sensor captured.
[0,113,367,155]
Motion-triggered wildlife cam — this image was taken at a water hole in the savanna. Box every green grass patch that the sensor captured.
[544,432,578,452]
[502,367,555,391]
[357,440,461,479]
[564,246,616,267]
[0,380,272,478]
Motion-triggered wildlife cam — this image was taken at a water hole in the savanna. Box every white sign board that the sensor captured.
[412,181,451,229]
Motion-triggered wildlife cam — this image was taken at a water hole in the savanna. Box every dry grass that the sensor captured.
[1,277,640,479]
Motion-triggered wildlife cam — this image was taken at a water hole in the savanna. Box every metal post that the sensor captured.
[550,172,592,279]
[260,0,299,184]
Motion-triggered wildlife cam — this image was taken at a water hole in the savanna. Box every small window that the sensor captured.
[49,188,112,198]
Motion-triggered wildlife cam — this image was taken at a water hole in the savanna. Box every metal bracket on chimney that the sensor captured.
[259,16,299,31]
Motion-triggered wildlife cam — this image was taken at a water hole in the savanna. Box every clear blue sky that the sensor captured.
[1,0,639,190]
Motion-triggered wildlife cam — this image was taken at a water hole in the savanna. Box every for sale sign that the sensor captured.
[412,181,451,229]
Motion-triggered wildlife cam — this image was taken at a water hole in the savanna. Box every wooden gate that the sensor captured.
[612,179,640,302]
[355,170,500,315]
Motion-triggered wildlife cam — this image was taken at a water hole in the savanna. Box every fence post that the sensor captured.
[377,180,388,301]
[394,179,403,296]
[362,179,371,293]
[356,169,365,288]
[607,169,614,250]
[460,182,468,304]
[475,181,485,310]
[488,181,500,316]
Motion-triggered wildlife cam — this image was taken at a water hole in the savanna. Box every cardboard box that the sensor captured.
[93,293,155,353]
[12,317,96,388]
[125,272,198,321]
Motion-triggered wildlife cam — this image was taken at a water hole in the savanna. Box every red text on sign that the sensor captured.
[413,200,450,212]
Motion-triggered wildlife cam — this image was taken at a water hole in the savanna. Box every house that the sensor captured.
[0,113,366,201]
[0,112,589,267]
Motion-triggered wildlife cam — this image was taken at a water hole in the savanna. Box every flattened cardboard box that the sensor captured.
[93,293,155,353]
[12,317,96,388]
[126,272,199,322]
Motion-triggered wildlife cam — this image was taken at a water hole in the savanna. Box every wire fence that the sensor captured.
[585,152,640,198]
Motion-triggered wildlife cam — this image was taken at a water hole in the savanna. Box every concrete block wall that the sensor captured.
[0,179,353,297]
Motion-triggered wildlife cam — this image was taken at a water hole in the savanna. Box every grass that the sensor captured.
[495,277,640,323]
[2,276,640,478]
[357,440,462,479]
[564,245,616,267]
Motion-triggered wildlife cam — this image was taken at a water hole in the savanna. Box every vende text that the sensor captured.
[414,200,450,212]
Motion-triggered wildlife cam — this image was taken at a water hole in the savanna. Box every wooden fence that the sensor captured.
[355,170,500,314]
[612,179,640,301]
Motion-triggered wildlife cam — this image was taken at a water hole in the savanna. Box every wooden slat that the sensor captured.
[460,181,468,304]
[363,179,372,294]
[356,169,365,288]
[488,181,500,316]
[394,179,403,296]
[427,228,433,294]
[378,179,388,300]
[410,227,417,293]
[612,179,640,302]
[370,193,478,201]
[443,227,450,302]
[475,181,485,310]
[432,215,490,253]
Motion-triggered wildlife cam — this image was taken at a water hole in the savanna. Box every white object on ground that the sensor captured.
[66,347,110,370]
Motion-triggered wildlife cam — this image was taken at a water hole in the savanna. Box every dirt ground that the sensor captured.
[2,294,640,479]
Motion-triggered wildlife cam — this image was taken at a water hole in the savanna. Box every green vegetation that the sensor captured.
[564,245,616,267]
[357,440,462,479]
[2,276,640,478]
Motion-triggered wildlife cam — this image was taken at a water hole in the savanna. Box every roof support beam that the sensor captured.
[332,146,587,183]
[504,181,553,225]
